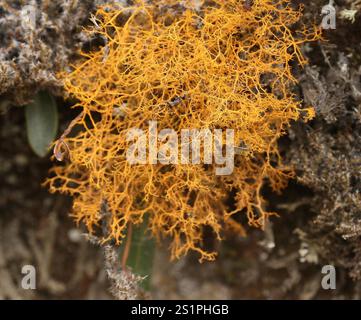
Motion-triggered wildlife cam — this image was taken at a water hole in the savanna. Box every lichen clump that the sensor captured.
[47,0,319,261]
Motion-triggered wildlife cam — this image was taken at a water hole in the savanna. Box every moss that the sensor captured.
[0,0,127,106]
[286,0,361,280]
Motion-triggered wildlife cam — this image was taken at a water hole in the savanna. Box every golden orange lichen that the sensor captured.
[46,0,320,261]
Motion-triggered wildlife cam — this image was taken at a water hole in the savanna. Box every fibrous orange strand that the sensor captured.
[46,0,320,262]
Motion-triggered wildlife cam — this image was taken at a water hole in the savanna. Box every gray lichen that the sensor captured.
[0,0,127,106]
[287,36,361,280]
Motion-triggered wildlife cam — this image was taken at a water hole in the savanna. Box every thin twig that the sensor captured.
[53,111,84,161]
[121,223,133,271]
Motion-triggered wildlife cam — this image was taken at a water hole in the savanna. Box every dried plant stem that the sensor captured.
[53,111,84,161]
[122,223,133,271]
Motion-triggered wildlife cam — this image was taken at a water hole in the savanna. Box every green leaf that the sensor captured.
[25,91,58,157]
[122,217,156,291]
